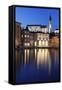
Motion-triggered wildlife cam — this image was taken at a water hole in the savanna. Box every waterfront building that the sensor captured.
[15,22,22,48]
[15,16,59,47]
[26,25,49,47]
[55,29,59,33]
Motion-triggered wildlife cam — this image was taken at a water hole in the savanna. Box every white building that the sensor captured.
[27,25,48,33]
[54,29,59,33]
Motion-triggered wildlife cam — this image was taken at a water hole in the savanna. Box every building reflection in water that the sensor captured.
[35,49,51,73]
[15,48,59,74]
[24,49,29,64]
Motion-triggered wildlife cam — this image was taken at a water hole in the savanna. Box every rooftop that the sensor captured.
[27,24,47,28]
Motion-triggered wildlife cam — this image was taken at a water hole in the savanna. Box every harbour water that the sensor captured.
[15,48,60,83]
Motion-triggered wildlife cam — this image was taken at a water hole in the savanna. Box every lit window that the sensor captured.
[24,43,30,46]
[25,35,27,37]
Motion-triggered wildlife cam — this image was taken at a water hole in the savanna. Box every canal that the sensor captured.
[15,48,60,83]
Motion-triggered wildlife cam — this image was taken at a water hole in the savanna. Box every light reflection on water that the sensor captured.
[15,48,60,83]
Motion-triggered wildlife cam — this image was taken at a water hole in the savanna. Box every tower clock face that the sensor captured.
[49,24,51,28]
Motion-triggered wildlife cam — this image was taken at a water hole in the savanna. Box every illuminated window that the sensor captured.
[25,35,27,38]
[24,43,30,46]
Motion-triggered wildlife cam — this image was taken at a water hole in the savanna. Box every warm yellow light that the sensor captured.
[24,49,29,64]
[37,49,46,66]
[16,39,18,46]
[24,49,26,64]
[24,43,30,46]
[35,41,37,46]
[42,40,44,46]
[45,40,48,46]
[35,49,37,60]
[39,40,41,46]
[27,49,29,62]
[37,49,51,73]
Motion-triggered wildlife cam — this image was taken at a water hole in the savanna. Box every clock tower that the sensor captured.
[49,16,52,33]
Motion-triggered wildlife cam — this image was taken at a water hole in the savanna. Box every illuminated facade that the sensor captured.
[15,16,59,48]
[25,25,49,47]
[15,22,22,48]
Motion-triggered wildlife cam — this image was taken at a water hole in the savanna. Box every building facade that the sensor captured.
[26,25,49,47]
[15,22,22,48]
[15,16,59,48]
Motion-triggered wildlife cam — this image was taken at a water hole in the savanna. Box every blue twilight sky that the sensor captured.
[16,7,59,32]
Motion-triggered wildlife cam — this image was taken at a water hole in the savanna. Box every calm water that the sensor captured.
[15,48,60,83]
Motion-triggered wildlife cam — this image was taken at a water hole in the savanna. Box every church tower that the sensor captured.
[49,16,52,33]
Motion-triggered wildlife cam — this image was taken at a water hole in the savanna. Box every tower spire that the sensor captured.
[49,15,52,21]
[49,15,52,33]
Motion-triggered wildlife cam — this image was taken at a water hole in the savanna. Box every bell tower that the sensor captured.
[49,16,52,33]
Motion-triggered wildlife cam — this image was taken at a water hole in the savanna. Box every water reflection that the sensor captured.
[24,49,29,64]
[16,48,59,70]
[15,48,60,83]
